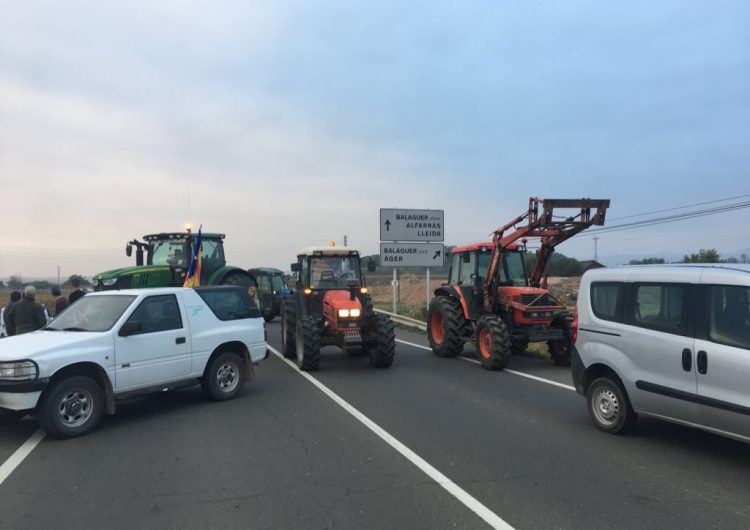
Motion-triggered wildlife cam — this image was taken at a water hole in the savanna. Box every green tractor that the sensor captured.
[248,268,290,322]
[93,231,256,291]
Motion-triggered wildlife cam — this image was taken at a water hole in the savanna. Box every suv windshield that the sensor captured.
[47,295,136,332]
[309,256,360,289]
[500,251,528,286]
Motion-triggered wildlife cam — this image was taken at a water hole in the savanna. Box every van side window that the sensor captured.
[632,283,687,335]
[709,285,750,350]
[591,282,623,321]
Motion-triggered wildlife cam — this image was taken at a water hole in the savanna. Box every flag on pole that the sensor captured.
[183,226,203,288]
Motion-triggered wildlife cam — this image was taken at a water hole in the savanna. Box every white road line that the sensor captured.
[268,346,514,530]
[395,339,576,392]
[0,429,45,486]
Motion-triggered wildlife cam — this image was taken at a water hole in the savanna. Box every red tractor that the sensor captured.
[281,245,395,371]
[427,198,609,369]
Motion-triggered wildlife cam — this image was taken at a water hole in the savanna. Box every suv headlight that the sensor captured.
[0,361,38,381]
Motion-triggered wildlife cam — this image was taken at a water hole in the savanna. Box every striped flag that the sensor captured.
[183,226,203,288]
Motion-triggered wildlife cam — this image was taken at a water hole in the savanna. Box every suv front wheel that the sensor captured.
[203,351,245,401]
[37,375,105,438]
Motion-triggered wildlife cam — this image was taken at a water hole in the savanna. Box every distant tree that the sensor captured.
[725,257,739,264]
[682,249,721,263]
[525,252,583,277]
[629,258,665,265]
[0,280,4,288]
[31,280,52,290]
[65,274,92,287]
[8,275,23,289]
[741,253,749,264]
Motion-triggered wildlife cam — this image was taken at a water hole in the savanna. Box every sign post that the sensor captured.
[379,208,445,316]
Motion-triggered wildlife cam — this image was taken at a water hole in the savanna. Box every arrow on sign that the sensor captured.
[433,250,441,260]
[384,219,391,231]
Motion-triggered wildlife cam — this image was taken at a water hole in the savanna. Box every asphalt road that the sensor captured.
[2,321,750,529]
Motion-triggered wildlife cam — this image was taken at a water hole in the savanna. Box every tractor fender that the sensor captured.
[433,285,471,320]
[208,266,258,287]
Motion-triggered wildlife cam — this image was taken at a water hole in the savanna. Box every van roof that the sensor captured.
[583,263,750,283]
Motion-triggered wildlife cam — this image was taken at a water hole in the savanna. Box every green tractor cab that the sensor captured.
[248,268,290,322]
[93,232,256,291]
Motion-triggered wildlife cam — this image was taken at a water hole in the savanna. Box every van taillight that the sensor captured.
[571,306,578,344]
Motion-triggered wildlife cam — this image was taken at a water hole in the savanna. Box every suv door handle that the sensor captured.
[697,350,708,375]
[176,337,186,345]
[681,348,692,372]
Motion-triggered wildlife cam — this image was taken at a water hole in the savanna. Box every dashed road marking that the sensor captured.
[268,345,514,530]
[0,429,45,487]
[395,338,576,392]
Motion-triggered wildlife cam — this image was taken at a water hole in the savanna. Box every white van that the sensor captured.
[572,264,750,443]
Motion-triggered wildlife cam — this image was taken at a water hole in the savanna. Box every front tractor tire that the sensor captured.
[281,296,297,359]
[475,315,512,371]
[366,314,396,368]
[427,296,466,358]
[548,314,573,366]
[296,316,320,371]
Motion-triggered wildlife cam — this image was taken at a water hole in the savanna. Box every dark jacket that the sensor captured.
[6,298,47,335]
[69,289,85,304]
[55,297,70,316]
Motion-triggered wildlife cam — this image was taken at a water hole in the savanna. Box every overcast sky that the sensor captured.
[1,1,748,278]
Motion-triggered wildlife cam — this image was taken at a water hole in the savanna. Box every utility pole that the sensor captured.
[593,237,599,261]
[57,265,60,286]
[343,235,348,247]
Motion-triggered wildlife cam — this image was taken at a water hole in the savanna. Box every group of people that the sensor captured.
[1,278,86,337]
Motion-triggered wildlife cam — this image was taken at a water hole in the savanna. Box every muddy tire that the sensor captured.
[475,315,512,371]
[548,314,573,366]
[366,314,396,368]
[281,296,297,359]
[427,296,466,358]
[296,316,320,371]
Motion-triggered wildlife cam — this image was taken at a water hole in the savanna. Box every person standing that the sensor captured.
[69,276,85,305]
[51,286,69,316]
[1,291,22,338]
[6,286,47,335]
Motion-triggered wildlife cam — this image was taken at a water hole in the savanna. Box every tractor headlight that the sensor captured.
[0,361,38,381]
[101,278,117,286]
[338,309,350,318]
[350,308,361,318]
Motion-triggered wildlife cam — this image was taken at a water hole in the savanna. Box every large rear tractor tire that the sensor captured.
[220,271,257,289]
[366,314,396,368]
[296,316,320,371]
[475,315,512,371]
[548,314,573,366]
[281,296,297,359]
[427,296,467,358]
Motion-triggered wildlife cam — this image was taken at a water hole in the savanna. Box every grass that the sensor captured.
[373,301,428,321]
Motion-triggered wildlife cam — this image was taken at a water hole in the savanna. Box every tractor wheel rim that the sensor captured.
[478,328,493,359]
[431,311,445,344]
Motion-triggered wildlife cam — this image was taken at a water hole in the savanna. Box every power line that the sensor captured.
[587,200,750,236]
[609,193,750,221]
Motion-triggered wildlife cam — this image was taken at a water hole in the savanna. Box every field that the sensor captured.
[0,288,69,311]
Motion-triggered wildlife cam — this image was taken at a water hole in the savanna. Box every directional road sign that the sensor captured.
[379,242,444,268]
[380,208,444,242]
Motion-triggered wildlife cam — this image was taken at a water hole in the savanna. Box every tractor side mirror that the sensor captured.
[290,263,300,272]
[126,244,132,257]
[367,259,376,272]
[119,321,142,337]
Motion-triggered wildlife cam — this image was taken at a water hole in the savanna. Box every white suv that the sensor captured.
[572,264,750,443]
[0,286,268,438]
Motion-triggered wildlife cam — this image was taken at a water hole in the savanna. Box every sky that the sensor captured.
[0,0,748,279]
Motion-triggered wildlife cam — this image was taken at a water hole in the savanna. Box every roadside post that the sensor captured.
[379,208,444,315]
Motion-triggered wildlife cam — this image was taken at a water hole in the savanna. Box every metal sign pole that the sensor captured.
[426,267,430,313]
[392,268,398,314]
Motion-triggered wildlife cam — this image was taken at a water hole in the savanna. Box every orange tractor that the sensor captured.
[281,245,395,371]
[427,198,609,369]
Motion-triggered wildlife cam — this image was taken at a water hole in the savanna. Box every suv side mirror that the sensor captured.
[120,321,142,337]
[367,259,376,272]
[290,263,300,272]
[126,244,132,257]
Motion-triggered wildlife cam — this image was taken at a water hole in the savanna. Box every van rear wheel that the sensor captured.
[586,377,637,434]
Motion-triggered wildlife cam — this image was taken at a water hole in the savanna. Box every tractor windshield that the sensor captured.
[150,240,189,268]
[309,256,361,289]
[500,251,528,287]
[271,274,288,292]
